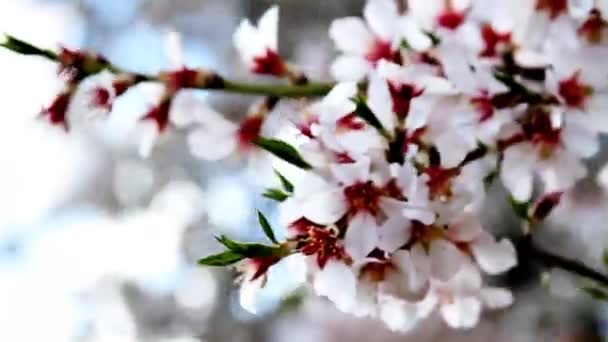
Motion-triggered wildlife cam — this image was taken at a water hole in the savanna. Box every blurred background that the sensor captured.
[1,0,608,341]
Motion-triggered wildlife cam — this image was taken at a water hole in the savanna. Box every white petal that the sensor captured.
[329,17,375,54]
[345,213,379,262]
[378,215,411,252]
[429,239,465,281]
[239,277,266,314]
[313,260,357,312]
[480,287,513,309]
[320,82,359,123]
[330,55,372,82]
[378,295,420,333]
[399,16,432,51]
[435,130,473,168]
[364,0,399,41]
[403,204,436,225]
[302,188,347,225]
[500,144,536,202]
[471,233,517,275]
[233,20,265,64]
[257,5,279,51]
[278,197,303,228]
[367,74,395,132]
[137,121,160,158]
[336,129,385,155]
[391,250,429,293]
[410,243,431,276]
[446,212,483,242]
[187,129,236,161]
[440,296,482,329]
[562,119,599,158]
[329,157,371,184]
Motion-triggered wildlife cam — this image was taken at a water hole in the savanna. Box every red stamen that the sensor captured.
[535,0,567,19]
[143,97,172,131]
[558,71,592,109]
[365,40,402,65]
[237,116,264,149]
[344,181,383,216]
[578,10,607,44]
[479,23,512,58]
[388,81,424,119]
[470,91,495,122]
[41,92,72,130]
[252,49,286,76]
[336,113,365,131]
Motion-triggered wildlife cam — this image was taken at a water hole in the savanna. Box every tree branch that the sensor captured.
[0,34,334,98]
[517,236,608,288]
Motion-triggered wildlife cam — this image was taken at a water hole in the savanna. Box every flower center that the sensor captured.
[578,10,607,44]
[535,0,567,20]
[521,110,562,158]
[252,48,286,76]
[344,181,383,216]
[479,23,511,58]
[299,227,347,268]
[558,71,593,108]
[365,40,401,65]
[470,91,495,122]
[336,113,365,131]
[237,116,264,149]
[425,167,459,202]
[410,221,445,246]
[388,81,424,119]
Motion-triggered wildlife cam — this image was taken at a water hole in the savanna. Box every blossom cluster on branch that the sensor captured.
[4,0,608,333]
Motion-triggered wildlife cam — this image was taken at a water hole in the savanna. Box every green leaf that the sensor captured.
[215,235,283,258]
[274,169,294,193]
[351,96,389,138]
[0,34,57,60]
[582,286,608,302]
[263,188,289,202]
[198,250,245,266]
[258,210,279,244]
[253,137,312,169]
[509,196,531,221]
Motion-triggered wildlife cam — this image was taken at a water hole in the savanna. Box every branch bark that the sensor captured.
[518,236,608,288]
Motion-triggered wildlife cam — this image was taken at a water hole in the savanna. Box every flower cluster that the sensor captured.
[201,0,608,332]
[6,0,608,333]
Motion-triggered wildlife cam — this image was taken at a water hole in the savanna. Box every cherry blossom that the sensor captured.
[329,0,406,81]
[233,6,286,76]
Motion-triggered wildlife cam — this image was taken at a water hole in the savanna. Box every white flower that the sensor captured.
[500,108,590,201]
[187,107,264,161]
[418,263,513,329]
[329,0,404,81]
[316,82,386,158]
[233,6,286,76]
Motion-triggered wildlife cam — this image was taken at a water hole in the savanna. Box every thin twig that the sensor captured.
[0,34,334,98]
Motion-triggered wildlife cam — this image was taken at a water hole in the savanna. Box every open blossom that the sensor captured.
[233,6,286,76]
[187,106,264,161]
[329,0,409,81]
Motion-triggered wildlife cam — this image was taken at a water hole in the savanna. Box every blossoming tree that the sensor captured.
[4,0,608,332]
